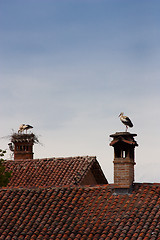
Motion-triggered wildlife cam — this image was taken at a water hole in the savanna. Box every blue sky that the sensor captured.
[1,0,160,183]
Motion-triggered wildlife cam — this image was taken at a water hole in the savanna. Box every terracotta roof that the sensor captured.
[4,156,107,188]
[0,183,160,239]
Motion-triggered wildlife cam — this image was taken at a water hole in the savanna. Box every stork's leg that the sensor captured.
[126,126,128,132]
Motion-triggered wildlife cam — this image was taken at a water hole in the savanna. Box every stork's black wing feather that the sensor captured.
[26,125,33,128]
[125,117,133,127]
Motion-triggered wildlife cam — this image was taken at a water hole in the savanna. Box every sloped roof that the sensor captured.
[0,183,160,239]
[4,156,107,188]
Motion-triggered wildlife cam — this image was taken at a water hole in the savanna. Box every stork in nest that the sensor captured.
[119,112,133,132]
[18,124,33,134]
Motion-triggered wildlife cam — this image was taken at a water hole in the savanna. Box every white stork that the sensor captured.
[18,124,25,133]
[119,112,133,131]
[18,124,33,133]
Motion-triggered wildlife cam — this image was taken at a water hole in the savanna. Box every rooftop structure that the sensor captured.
[10,133,38,160]
[110,132,138,193]
[4,156,107,188]
[0,183,160,239]
[1,130,160,239]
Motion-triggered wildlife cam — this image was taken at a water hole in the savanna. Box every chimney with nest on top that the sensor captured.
[11,133,35,160]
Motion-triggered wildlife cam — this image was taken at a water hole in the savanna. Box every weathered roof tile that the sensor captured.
[0,183,160,239]
[4,156,107,188]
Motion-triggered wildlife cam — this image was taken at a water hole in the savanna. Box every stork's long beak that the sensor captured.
[119,112,123,117]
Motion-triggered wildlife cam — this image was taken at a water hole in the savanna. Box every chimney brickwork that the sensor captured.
[11,133,35,160]
[110,132,138,189]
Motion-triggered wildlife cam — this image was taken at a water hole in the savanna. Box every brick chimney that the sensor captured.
[11,133,35,160]
[110,132,138,193]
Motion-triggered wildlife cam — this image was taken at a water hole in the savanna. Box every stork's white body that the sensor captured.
[119,112,133,131]
[18,124,33,133]
[18,124,25,133]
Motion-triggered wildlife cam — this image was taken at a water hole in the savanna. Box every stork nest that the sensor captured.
[11,133,40,144]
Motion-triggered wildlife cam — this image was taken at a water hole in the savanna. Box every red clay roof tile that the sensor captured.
[4,156,107,188]
[0,183,160,239]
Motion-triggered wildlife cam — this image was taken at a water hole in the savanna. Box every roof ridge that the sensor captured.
[5,156,96,163]
[2,183,160,192]
[0,184,110,192]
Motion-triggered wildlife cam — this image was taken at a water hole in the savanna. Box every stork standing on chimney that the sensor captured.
[119,112,133,132]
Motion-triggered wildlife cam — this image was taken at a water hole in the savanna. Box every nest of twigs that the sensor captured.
[11,133,40,144]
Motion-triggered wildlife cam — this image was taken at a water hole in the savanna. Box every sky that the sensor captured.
[1,0,160,183]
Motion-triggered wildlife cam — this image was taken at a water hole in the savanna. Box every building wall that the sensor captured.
[81,169,98,185]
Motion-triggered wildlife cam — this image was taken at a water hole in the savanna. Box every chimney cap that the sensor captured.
[110,132,137,138]
[110,132,138,147]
